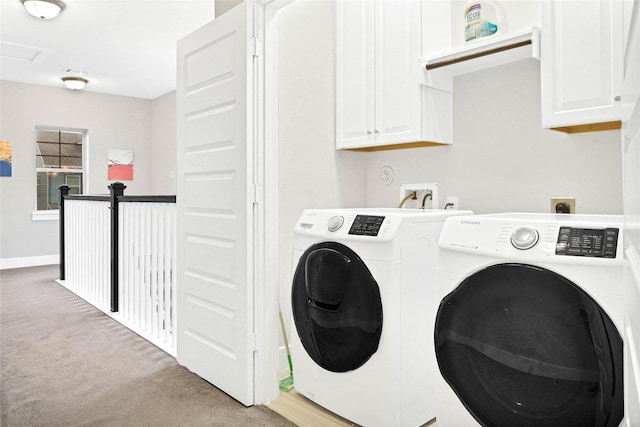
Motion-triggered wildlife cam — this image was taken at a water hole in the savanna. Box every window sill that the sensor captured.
[32,210,59,221]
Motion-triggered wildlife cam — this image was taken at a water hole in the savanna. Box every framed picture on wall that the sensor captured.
[107,148,134,180]
[0,141,12,177]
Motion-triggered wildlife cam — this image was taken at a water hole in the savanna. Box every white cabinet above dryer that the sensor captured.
[541,0,623,133]
[335,0,450,151]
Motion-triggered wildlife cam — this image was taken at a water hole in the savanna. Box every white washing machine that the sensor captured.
[434,213,626,427]
[290,208,473,427]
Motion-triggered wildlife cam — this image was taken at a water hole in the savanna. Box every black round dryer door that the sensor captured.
[292,241,383,373]
[434,263,623,427]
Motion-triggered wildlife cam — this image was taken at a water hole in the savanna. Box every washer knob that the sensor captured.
[511,227,539,250]
[327,215,344,232]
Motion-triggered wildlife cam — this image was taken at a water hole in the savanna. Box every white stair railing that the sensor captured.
[58,188,177,357]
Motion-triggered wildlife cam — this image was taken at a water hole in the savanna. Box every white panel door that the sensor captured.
[176,1,255,406]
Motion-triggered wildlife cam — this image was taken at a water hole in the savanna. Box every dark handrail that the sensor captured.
[119,195,176,203]
[63,195,110,202]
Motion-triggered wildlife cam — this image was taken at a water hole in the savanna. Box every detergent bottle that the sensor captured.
[464,1,508,43]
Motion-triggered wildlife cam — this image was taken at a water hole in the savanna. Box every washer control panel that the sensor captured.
[296,210,405,240]
[347,215,385,236]
[555,227,619,258]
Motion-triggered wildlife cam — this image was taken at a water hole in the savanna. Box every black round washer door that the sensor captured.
[292,241,383,373]
[434,263,623,427]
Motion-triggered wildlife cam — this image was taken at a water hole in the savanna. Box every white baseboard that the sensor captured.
[0,255,59,270]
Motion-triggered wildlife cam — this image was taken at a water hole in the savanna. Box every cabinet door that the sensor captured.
[541,0,623,129]
[336,0,375,149]
[375,0,422,145]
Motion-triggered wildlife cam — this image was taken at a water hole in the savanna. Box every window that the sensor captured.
[35,127,86,211]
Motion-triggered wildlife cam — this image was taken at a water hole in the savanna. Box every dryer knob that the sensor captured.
[511,227,539,250]
[327,215,344,232]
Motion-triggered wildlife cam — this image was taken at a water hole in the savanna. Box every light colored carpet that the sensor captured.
[0,265,295,427]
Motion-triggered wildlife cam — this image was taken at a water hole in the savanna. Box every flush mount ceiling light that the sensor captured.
[62,77,88,90]
[21,0,65,20]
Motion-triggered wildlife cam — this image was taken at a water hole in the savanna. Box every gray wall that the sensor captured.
[277,0,367,320]
[0,81,176,267]
[366,59,623,214]
[150,91,177,195]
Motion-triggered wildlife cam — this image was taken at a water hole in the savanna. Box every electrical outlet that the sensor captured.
[551,197,575,214]
[446,196,459,210]
[399,183,439,209]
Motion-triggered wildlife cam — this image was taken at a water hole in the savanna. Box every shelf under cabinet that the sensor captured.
[423,27,540,92]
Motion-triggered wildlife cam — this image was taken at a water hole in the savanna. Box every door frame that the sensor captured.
[254,0,296,404]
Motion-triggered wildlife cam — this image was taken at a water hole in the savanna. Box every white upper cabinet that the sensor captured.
[374,0,422,146]
[335,0,374,149]
[541,0,623,132]
[336,0,434,150]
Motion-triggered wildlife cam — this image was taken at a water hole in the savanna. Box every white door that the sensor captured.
[176,1,256,406]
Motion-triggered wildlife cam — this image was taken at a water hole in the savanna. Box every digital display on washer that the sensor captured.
[348,215,385,236]
[556,227,619,258]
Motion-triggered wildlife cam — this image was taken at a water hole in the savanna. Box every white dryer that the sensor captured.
[434,213,626,427]
[290,208,473,427]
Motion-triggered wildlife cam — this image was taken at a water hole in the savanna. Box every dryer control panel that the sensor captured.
[555,227,619,258]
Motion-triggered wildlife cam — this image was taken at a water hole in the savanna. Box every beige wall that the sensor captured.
[215,0,242,17]
[0,81,176,265]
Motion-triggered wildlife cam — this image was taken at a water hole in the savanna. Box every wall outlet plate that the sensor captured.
[551,197,575,214]
[446,196,459,210]
[399,183,439,209]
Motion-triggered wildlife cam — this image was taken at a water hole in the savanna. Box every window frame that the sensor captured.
[33,126,89,219]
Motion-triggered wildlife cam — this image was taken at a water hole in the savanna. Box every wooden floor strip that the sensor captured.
[267,371,437,427]
[268,388,358,427]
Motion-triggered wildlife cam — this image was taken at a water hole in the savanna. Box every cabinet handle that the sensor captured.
[374,129,379,134]
[614,95,621,102]
[367,130,372,135]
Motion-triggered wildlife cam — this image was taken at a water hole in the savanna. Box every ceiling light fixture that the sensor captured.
[62,77,88,90]
[21,0,65,20]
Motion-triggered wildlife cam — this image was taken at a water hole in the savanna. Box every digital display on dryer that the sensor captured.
[556,227,619,258]
[349,215,385,236]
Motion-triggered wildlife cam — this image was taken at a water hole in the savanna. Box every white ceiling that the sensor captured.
[0,0,216,99]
